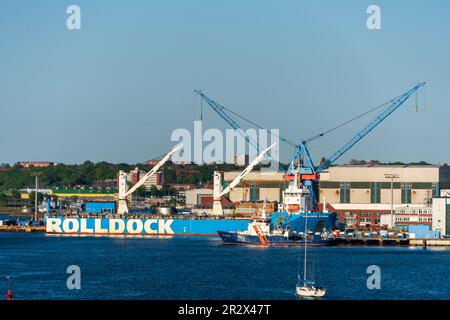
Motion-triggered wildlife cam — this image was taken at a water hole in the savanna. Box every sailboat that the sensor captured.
[295,214,326,298]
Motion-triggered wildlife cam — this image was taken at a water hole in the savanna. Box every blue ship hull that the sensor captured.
[44,211,337,237]
[45,217,250,236]
[217,231,337,246]
[270,212,337,233]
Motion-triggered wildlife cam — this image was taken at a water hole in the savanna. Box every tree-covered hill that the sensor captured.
[0,161,243,191]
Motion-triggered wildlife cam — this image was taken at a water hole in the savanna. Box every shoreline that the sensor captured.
[1,227,449,247]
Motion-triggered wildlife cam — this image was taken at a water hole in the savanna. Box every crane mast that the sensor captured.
[193,83,425,213]
[316,82,426,173]
[288,82,425,210]
[195,90,261,152]
[117,144,183,215]
[212,144,276,215]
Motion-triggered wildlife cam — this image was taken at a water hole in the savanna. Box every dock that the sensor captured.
[335,237,450,247]
[409,239,450,247]
[335,237,410,246]
[0,225,46,233]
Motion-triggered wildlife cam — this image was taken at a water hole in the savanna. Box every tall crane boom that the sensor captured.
[315,82,425,173]
[212,144,276,215]
[285,82,425,211]
[125,144,183,197]
[117,144,183,215]
[194,90,261,152]
[217,143,276,199]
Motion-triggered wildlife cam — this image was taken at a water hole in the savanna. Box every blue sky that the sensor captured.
[0,0,449,165]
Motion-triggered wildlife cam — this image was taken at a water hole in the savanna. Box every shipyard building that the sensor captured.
[432,197,450,237]
[223,164,450,230]
[223,171,287,203]
[319,164,450,229]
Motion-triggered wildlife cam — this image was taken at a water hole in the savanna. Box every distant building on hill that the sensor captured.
[124,167,165,190]
[93,179,117,189]
[16,161,56,168]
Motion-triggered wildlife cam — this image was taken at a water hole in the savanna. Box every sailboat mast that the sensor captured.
[304,214,307,283]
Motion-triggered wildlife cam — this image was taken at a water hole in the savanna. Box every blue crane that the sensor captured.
[288,82,426,208]
[195,83,425,209]
[194,90,262,153]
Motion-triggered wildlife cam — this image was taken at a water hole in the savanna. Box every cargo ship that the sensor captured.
[45,215,251,236]
[44,145,336,238]
[44,144,272,237]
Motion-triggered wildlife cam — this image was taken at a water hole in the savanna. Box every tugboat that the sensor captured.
[217,204,336,246]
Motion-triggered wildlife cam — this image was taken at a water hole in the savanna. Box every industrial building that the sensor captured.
[223,171,287,203]
[432,197,450,237]
[380,206,433,230]
[318,164,450,229]
[222,164,450,230]
[125,167,165,190]
[185,188,214,206]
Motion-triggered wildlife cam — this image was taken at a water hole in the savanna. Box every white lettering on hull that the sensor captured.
[127,219,143,234]
[80,219,93,233]
[110,219,125,234]
[62,219,79,233]
[158,219,174,234]
[143,219,158,234]
[46,218,62,233]
[94,219,108,234]
[47,218,174,235]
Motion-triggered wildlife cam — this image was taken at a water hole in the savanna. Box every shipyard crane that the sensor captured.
[195,90,262,152]
[117,144,183,215]
[195,83,426,212]
[212,143,276,215]
[287,82,426,209]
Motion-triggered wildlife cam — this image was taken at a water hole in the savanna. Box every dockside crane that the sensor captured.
[212,144,276,215]
[117,144,183,215]
[287,82,426,209]
[194,90,262,152]
[195,82,426,212]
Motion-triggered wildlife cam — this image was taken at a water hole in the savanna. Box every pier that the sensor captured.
[335,237,410,246]
[0,225,46,233]
[409,239,450,247]
[334,237,450,247]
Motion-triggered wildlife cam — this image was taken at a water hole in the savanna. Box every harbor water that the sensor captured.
[0,232,449,300]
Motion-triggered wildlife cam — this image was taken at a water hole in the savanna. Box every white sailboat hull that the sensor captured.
[296,286,326,298]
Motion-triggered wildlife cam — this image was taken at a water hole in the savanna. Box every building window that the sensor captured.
[370,182,381,204]
[340,182,350,203]
[432,182,438,198]
[401,182,412,204]
[249,181,259,202]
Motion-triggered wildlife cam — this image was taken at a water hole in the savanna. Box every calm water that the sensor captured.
[0,233,449,300]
